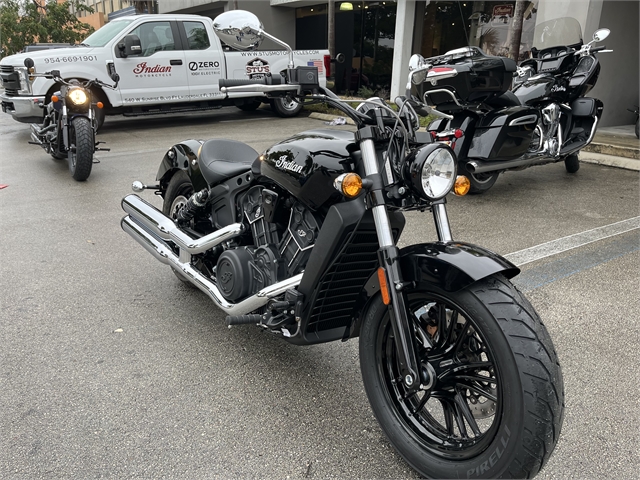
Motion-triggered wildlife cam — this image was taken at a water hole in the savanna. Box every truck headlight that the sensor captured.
[15,67,33,95]
[403,144,457,200]
[67,87,89,106]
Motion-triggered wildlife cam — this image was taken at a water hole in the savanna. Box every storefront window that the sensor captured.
[418,1,539,61]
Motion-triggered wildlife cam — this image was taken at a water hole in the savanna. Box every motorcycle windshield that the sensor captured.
[533,17,583,49]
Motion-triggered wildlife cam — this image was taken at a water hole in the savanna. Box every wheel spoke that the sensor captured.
[411,391,431,415]
[440,399,455,436]
[458,383,498,402]
[452,399,469,437]
[453,319,472,354]
[455,392,482,436]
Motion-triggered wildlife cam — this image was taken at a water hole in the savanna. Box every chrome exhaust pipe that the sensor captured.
[30,124,43,144]
[466,155,556,174]
[121,215,303,316]
[121,194,243,254]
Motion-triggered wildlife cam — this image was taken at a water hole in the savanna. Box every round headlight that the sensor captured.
[67,88,88,105]
[404,144,457,200]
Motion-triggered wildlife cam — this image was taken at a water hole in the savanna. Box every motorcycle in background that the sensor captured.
[418,17,610,193]
[121,10,564,479]
[23,58,119,181]
[629,105,639,138]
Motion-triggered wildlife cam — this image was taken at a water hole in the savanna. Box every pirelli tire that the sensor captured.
[359,274,565,479]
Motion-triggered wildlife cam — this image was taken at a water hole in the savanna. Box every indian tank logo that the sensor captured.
[133,62,172,75]
[275,155,303,174]
[246,58,270,79]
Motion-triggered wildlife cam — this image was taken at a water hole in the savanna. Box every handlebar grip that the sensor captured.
[591,45,606,52]
[219,74,282,89]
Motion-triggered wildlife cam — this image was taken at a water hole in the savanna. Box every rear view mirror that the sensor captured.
[592,28,610,42]
[212,10,264,51]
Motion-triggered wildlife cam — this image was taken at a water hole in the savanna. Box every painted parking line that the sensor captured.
[512,233,639,291]
[505,216,640,266]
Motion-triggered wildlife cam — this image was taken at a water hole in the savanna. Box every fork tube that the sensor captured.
[361,139,394,247]
[432,202,453,242]
[360,138,420,392]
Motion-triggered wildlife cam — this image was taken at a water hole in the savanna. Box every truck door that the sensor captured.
[114,20,188,105]
[179,21,225,102]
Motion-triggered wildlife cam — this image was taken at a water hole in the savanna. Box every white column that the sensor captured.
[390,0,416,100]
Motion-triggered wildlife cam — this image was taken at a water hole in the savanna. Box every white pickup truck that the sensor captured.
[0,14,330,128]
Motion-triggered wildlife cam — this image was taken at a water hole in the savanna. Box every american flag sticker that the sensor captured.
[307,60,323,74]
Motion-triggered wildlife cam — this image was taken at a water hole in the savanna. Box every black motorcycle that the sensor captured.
[121,11,563,479]
[23,58,118,181]
[417,17,610,193]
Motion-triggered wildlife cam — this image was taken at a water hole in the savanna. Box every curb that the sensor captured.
[579,151,640,171]
[308,112,355,125]
[583,142,639,160]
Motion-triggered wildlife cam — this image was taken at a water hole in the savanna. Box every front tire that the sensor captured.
[564,153,580,173]
[359,275,564,479]
[68,117,94,181]
[162,171,196,286]
[270,96,303,117]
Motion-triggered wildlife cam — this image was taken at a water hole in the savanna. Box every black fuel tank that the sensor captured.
[258,129,357,210]
[513,74,569,105]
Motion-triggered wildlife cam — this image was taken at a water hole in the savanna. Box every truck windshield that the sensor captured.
[532,17,583,50]
[82,19,134,47]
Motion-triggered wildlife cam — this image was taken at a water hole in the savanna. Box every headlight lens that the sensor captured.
[16,67,32,95]
[404,144,457,200]
[67,88,89,105]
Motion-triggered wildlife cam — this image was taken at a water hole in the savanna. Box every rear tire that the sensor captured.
[564,153,580,173]
[460,164,499,194]
[270,96,303,117]
[359,275,564,479]
[635,118,639,139]
[68,117,94,181]
[162,171,196,286]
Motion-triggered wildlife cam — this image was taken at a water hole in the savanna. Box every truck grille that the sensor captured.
[0,65,15,73]
[306,231,380,333]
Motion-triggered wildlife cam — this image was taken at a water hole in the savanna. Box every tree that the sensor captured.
[0,0,95,57]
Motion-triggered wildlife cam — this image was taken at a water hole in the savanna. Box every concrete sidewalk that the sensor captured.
[581,124,639,171]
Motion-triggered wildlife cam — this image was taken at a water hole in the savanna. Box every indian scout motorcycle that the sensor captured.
[418,17,611,193]
[22,58,119,181]
[120,11,563,479]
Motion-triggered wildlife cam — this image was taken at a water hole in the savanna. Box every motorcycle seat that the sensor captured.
[484,90,521,108]
[199,139,258,186]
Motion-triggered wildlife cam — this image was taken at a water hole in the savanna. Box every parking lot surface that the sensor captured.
[1,107,638,478]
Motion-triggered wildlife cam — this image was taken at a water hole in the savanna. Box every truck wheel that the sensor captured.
[270,96,303,117]
[68,117,94,181]
[236,100,261,112]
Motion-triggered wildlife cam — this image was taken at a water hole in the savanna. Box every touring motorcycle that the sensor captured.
[23,57,118,181]
[121,11,563,479]
[418,17,610,193]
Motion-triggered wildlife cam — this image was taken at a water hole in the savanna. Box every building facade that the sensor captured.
[75,0,639,126]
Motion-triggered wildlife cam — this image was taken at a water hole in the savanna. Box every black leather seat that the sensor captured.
[485,90,521,108]
[199,139,258,186]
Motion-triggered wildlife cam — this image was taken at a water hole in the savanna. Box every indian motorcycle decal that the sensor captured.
[133,62,172,77]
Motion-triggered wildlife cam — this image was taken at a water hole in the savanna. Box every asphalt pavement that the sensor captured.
[1,106,638,478]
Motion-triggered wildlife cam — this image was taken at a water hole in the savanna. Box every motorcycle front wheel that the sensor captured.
[359,274,564,479]
[68,117,94,181]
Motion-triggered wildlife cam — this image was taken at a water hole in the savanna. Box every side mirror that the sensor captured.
[119,34,142,57]
[213,10,264,51]
[592,28,610,42]
[409,54,428,85]
[334,53,346,64]
[24,57,35,69]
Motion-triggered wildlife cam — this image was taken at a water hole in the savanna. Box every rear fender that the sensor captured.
[156,139,207,193]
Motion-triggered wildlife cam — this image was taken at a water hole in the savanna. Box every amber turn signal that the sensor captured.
[377,267,390,305]
[333,172,363,198]
[51,95,59,103]
[454,175,471,196]
[96,102,104,109]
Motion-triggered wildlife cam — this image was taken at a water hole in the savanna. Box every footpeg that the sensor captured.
[226,314,263,326]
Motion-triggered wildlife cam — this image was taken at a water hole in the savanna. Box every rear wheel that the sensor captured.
[460,164,499,194]
[270,96,303,117]
[68,117,94,181]
[162,171,196,286]
[564,153,580,173]
[359,275,564,479]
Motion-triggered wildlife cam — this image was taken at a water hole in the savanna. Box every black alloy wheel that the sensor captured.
[359,275,564,478]
[68,116,94,181]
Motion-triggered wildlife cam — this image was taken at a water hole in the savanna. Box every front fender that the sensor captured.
[400,242,519,292]
[156,139,207,192]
